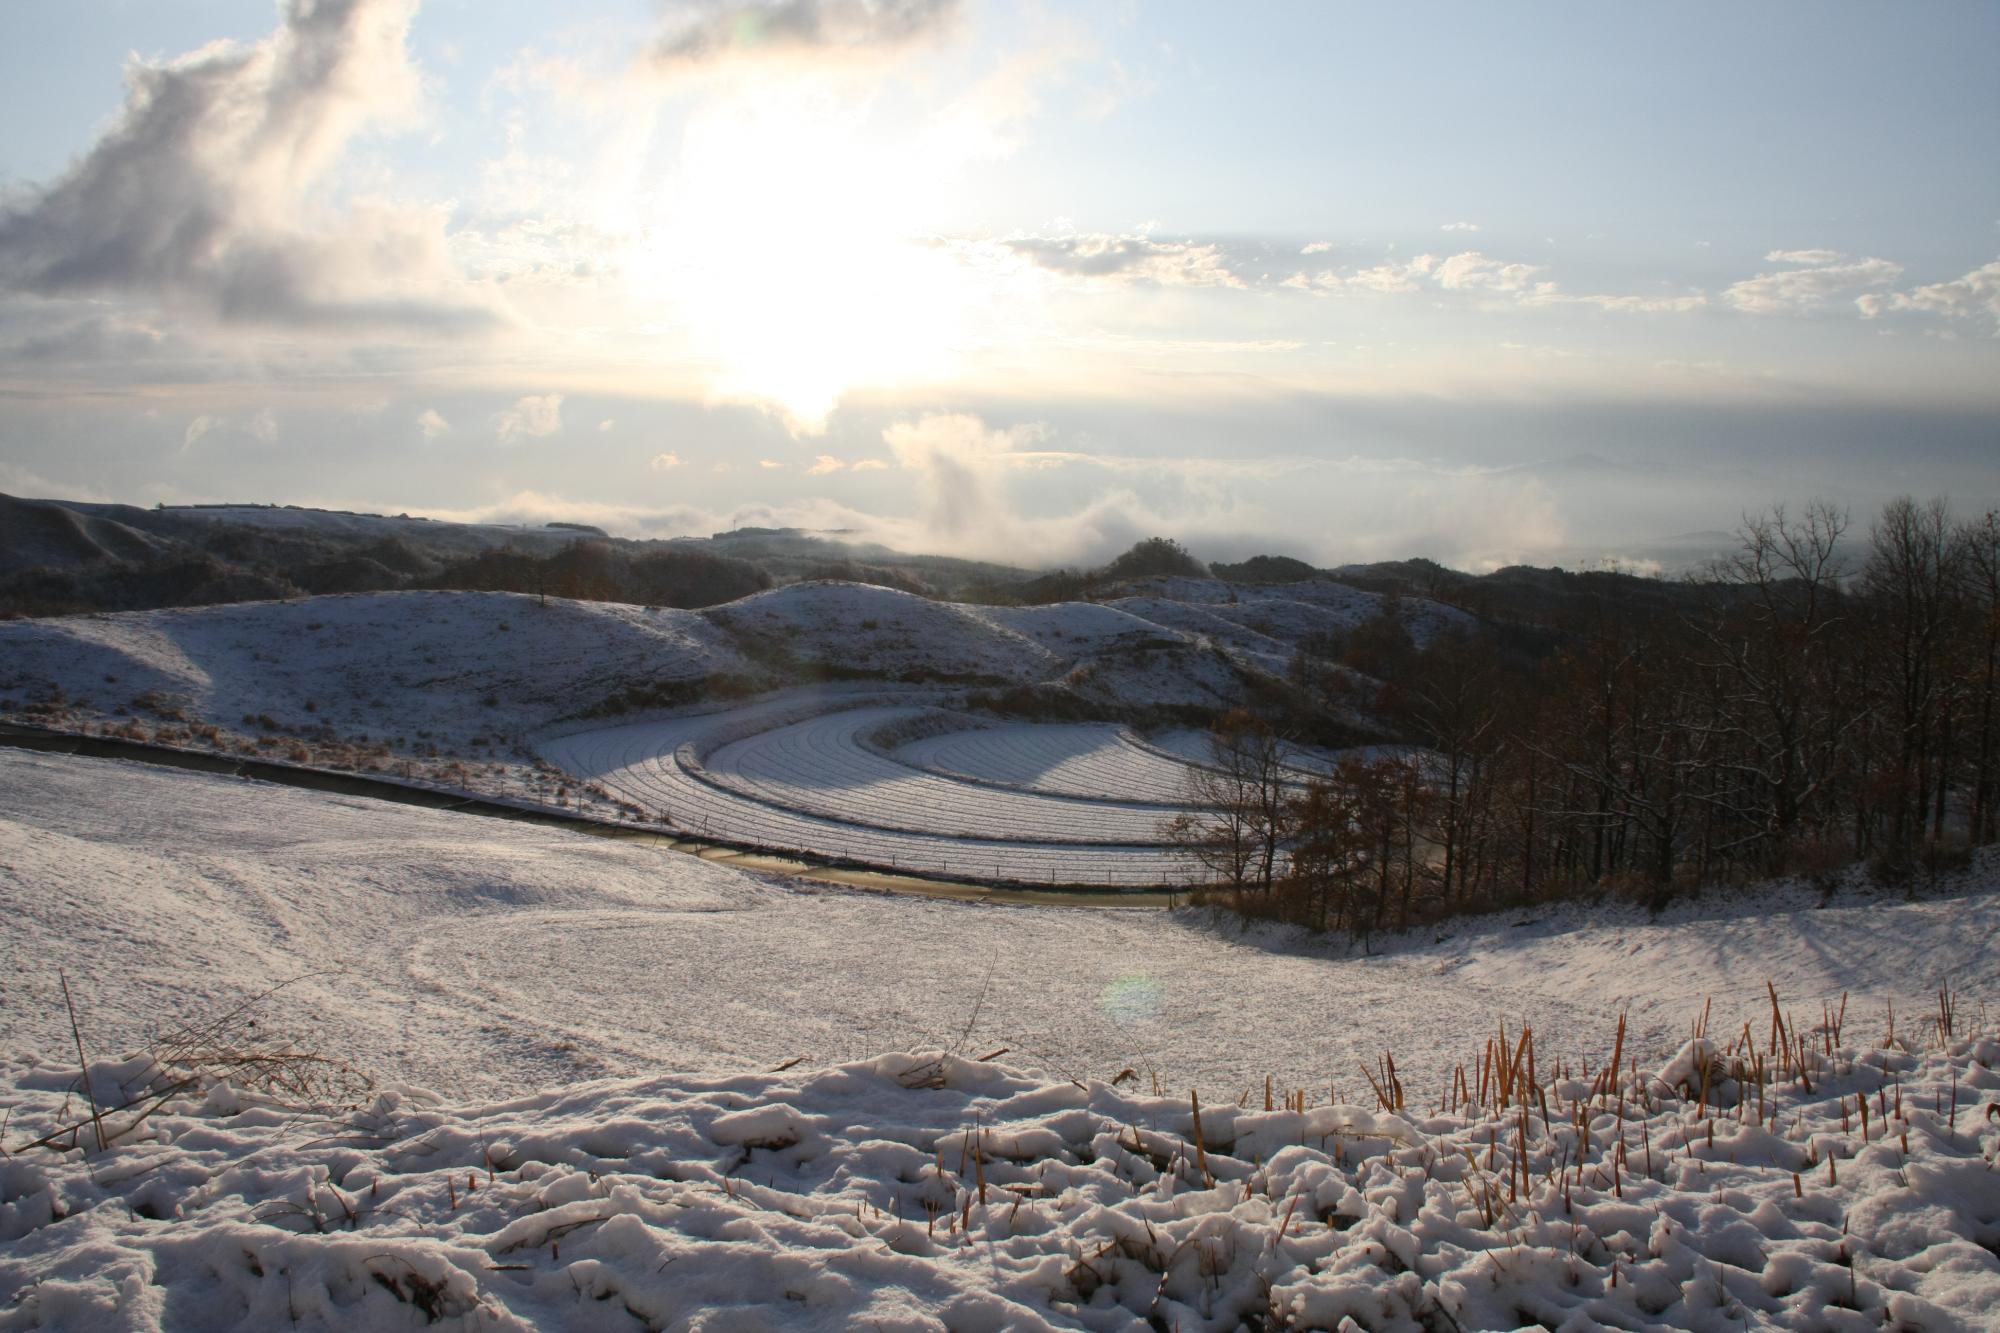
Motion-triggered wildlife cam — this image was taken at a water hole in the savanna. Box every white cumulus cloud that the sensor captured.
[1856,258,2000,326]
[1725,256,1902,314]
[495,394,563,442]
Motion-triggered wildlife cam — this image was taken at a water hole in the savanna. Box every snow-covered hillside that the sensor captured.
[0,576,1446,867]
[1,748,1996,1331]
[0,590,744,752]
[0,576,1448,750]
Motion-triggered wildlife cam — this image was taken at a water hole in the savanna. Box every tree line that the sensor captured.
[1171,497,2000,938]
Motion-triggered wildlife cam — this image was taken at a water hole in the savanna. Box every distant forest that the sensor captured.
[1183,497,2000,936]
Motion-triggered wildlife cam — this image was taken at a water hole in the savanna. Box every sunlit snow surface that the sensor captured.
[541,702,1195,884]
[539,699,1361,885]
[5,749,1995,1100]
[3,751,1999,1330]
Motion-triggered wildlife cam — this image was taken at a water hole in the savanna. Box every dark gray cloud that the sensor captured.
[648,0,961,71]
[0,0,499,336]
[4,314,170,366]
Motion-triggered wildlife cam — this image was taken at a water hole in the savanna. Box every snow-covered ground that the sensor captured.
[4,748,1994,1102]
[3,749,1999,1330]
[538,710,1179,885]
[6,1033,1995,1331]
[897,721,1219,804]
[538,698,1385,885]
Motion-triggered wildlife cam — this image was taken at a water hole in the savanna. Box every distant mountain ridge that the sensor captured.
[4,492,1741,633]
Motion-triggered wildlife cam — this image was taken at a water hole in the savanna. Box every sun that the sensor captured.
[640,85,973,432]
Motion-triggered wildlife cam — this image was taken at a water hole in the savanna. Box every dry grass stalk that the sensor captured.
[58,970,105,1154]
[11,974,373,1158]
[1189,1090,1214,1189]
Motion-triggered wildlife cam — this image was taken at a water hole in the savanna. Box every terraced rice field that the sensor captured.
[896,721,1205,803]
[540,696,1345,887]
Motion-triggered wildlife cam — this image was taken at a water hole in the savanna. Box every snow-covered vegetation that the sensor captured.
[6,1026,1995,1331]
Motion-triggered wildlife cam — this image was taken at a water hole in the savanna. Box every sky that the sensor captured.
[0,0,1996,572]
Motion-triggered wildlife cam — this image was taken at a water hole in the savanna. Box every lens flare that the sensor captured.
[1099,973,1162,1024]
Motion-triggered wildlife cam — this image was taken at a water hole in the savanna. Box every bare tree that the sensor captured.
[1961,509,2000,844]
[1687,502,1853,869]
[1283,778,1365,932]
[1164,711,1292,889]
[1864,496,1966,854]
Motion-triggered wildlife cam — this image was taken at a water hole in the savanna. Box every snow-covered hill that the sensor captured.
[0,576,1444,741]
[0,576,1447,835]
[0,590,746,751]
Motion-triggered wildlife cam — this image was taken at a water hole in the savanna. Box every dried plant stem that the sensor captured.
[59,970,105,1153]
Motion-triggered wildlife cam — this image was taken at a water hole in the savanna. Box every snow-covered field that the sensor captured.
[538,688,1408,885]
[2,750,1997,1330]
[897,721,1221,804]
[1,746,1992,1100]
[539,698,1255,885]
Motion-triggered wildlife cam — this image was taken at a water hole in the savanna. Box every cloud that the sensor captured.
[806,454,845,475]
[1521,286,1709,314]
[597,418,616,432]
[414,435,1577,574]
[1724,255,1902,314]
[1001,233,1243,289]
[851,458,889,471]
[759,458,786,469]
[650,452,684,471]
[184,415,221,450]
[647,0,961,73]
[1283,249,1705,313]
[416,490,714,538]
[1300,241,1334,256]
[1856,259,2000,326]
[882,412,1050,542]
[0,0,500,335]
[1439,221,1481,233]
[495,393,563,442]
[2,313,171,366]
[179,409,277,450]
[1285,254,1437,295]
[417,408,450,440]
[1343,257,1436,293]
[1765,248,1845,266]
[1433,251,1540,293]
[0,461,118,504]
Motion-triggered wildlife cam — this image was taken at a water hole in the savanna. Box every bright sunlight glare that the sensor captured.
[640,88,976,432]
